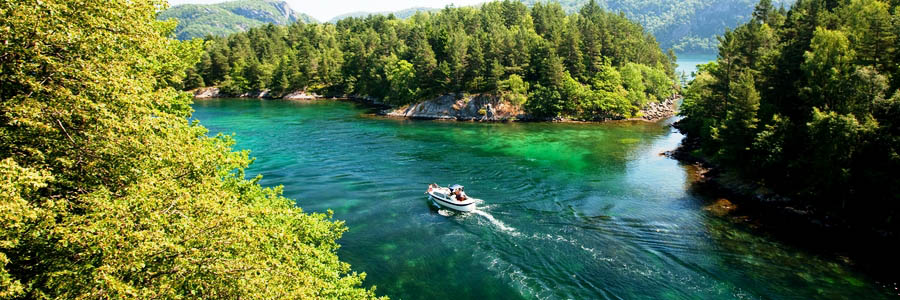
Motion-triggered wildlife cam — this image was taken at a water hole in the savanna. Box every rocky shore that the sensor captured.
[383,94,525,121]
[191,87,323,100]
[191,87,680,123]
[636,96,679,121]
[383,93,680,122]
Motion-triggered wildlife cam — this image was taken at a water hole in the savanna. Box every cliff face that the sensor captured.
[384,94,526,121]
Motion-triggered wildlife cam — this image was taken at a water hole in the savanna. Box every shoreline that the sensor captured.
[191,87,681,123]
[667,131,900,286]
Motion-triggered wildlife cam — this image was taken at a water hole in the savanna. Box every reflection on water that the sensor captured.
[192,99,894,299]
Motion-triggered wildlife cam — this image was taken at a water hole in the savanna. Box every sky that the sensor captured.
[167,0,487,22]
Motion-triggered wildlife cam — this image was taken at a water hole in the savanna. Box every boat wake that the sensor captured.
[471,209,518,234]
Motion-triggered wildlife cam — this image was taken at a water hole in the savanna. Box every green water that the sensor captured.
[191,99,896,299]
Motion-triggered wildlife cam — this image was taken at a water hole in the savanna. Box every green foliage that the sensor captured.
[620,62,675,107]
[801,27,856,111]
[499,74,530,106]
[384,57,418,105]
[679,0,900,229]
[0,0,381,298]
[158,0,317,40]
[713,72,761,161]
[191,0,675,119]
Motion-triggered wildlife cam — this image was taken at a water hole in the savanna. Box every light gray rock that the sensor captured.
[385,94,525,121]
[283,91,322,100]
[637,96,680,121]
[192,87,221,99]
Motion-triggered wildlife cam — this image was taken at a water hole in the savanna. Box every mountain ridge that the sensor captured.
[159,0,316,40]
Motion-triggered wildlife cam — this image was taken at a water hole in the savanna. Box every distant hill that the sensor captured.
[519,0,795,54]
[327,7,438,23]
[159,0,316,40]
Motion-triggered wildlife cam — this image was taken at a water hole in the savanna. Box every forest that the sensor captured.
[183,0,678,119]
[678,0,900,231]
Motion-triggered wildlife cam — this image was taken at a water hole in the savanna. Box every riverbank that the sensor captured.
[667,127,900,286]
[192,87,327,100]
[191,87,681,123]
[383,93,679,122]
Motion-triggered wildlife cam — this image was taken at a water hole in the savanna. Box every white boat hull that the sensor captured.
[428,190,477,212]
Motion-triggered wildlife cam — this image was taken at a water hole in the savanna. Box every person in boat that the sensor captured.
[450,184,467,201]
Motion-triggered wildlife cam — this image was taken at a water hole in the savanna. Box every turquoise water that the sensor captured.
[191,99,895,299]
[675,54,717,79]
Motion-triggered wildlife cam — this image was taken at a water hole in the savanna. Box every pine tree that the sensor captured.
[841,0,896,71]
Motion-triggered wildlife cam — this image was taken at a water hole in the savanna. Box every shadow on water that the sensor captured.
[191,99,898,299]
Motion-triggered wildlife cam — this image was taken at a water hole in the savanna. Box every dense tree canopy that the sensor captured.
[679,0,900,231]
[187,0,677,120]
[0,0,382,298]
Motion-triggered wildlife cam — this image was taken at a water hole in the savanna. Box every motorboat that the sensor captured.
[426,184,477,212]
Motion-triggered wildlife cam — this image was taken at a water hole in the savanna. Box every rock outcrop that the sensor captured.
[637,96,680,121]
[192,87,221,99]
[386,94,680,122]
[283,91,323,100]
[385,94,525,121]
[193,87,680,123]
[234,90,269,98]
[192,88,328,100]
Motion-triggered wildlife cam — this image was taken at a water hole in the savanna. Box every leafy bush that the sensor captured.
[500,74,530,106]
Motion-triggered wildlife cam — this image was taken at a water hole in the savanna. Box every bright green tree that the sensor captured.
[384,57,418,105]
[801,27,856,112]
[499,74,530,106]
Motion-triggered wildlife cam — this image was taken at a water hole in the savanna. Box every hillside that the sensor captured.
[520,0,794,54]
[159,0,316,40]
